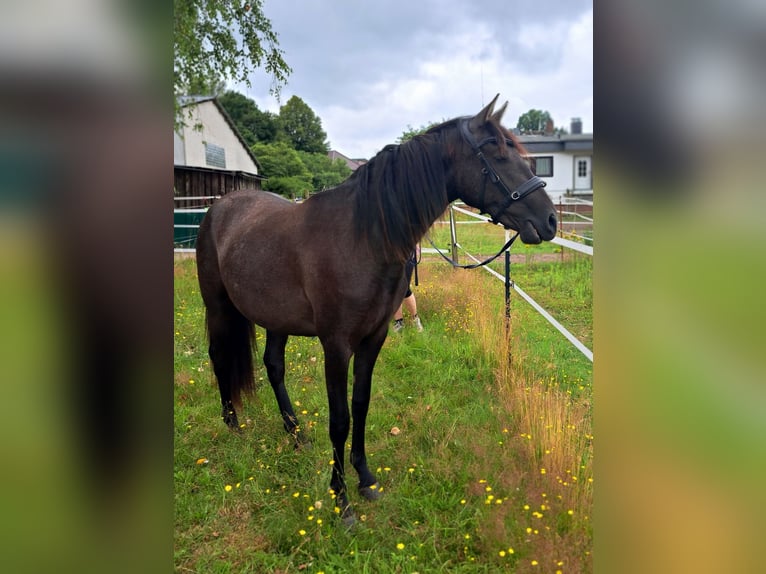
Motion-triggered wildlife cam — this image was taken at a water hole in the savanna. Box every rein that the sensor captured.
[424,230,520,269]
[458,118,546,225]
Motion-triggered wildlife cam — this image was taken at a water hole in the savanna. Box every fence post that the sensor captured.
[558,200,564,261]
[449,206,459,264]
[504,248,511,334]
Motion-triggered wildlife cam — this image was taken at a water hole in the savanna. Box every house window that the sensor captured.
[529,156,553,177]
[577,159,588,177]
[205,143,226,168]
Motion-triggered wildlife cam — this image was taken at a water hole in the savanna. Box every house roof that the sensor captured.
[517,133,593,154]
[328,149,367,171]
[178,95,262,172]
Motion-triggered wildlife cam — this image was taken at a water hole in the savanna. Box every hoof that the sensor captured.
[222,404,240,430]
[358,483,383,501]
[340,507,358,528]
[223,416,241,431]
[290,428,312,450]
[293,438,313,451]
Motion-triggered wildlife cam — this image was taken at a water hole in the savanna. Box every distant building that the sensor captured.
[328,149,367,171]
[174,96,266,208]
[518,118,592,202]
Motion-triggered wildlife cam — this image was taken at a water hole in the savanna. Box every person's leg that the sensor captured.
[403,293,417,318]
[393,260,415,332]
[403,293,423,331]
[392,300,405,332]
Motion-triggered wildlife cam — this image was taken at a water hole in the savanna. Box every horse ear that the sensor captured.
[491,100,508,124]
[469,93,500,130]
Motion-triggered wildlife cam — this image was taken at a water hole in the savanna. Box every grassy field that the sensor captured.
[174,226,592,573]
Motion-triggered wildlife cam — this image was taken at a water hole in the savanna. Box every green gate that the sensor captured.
[174,209,207,249]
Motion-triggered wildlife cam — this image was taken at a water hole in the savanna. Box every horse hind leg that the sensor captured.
[205,295,255,431]
[196,215,255,430]
[263,331,307,445]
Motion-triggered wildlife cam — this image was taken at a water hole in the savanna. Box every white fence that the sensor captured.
[554,197,593,245]
[431,203,593,362]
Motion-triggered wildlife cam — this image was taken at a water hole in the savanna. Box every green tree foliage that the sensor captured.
[174,0,291,122]
[252,142,313,198]
[397,121,442,143]
[216,91,353,196]
[297,151,352,191]
[218,90,279,147]
[516,109,554,134]
[279,96,329,153]
[186,77,227,98]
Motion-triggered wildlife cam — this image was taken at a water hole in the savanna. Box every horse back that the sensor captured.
[199,190,404,339]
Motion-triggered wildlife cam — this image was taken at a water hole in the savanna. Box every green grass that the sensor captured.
[425,209,592,390]
[174,237,592,573]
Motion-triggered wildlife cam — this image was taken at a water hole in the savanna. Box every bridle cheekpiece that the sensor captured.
[459,118,546,224]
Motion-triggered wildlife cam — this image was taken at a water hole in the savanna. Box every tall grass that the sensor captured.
[174,250,592,573]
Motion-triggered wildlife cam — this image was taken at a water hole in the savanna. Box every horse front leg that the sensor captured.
[264,330,306,445]
[322,341,355,525]
[350,325,388,501]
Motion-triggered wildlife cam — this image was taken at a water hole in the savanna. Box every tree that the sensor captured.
[174,0,291,122]
[186,76,227,98]
[297,151,352,191]
[252,142,313,198]
[516,109,554,134]
[397,121,442,144]
[218,90,279,147]
[279,96,329,154]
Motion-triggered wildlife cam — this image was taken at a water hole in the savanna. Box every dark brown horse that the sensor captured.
[195,95,557,524]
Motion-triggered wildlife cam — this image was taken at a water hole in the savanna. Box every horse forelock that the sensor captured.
[496,122,528,157]
[352,133,448,262]
[429,115,526,158]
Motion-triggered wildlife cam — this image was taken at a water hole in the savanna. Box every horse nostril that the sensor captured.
[548,212,557,231]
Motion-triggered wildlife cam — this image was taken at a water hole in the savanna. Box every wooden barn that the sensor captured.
[174,96,266,208]
[174,96,266,247]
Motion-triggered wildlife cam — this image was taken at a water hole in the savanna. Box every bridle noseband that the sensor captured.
[459,118,546,224]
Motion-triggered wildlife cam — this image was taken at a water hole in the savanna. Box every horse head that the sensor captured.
[446,94,558,244]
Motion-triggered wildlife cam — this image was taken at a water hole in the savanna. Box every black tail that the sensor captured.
[205,298,255,411]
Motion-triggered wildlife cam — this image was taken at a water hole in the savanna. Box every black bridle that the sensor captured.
[459,118,546,225]
[420,119,547,270]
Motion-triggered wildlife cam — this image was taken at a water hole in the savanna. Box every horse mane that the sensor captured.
[427,115,529,157]
[350,132,448,263]
[348,111,525,263]
[495,122,529,157]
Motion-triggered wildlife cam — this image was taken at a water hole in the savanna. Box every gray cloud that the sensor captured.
[239,0,592,158]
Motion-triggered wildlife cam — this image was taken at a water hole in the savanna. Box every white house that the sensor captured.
[174,96,261,173]
[518,119,593,202]
[174,96,266,207]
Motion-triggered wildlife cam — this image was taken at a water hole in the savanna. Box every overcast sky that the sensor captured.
[237,0,592,159]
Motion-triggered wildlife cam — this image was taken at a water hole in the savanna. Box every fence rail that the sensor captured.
[442,203,593,362]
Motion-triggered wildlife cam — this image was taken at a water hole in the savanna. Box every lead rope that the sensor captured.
[423,230,519,270]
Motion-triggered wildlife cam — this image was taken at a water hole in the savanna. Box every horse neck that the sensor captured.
[350,135,454,262]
